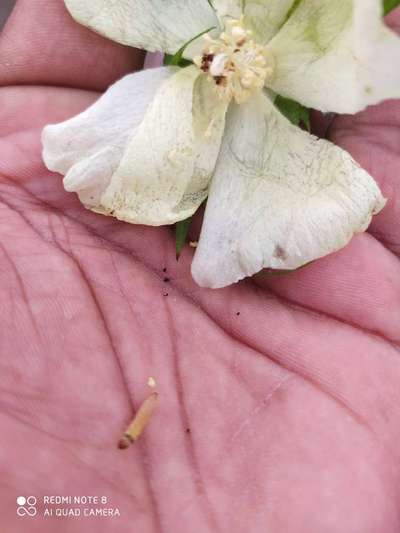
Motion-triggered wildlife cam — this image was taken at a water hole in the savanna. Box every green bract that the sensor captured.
[384,0,400,15]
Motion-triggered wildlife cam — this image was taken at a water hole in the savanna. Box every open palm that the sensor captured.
[1,2,400,532]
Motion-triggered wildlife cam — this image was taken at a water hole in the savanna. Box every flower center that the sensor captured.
[194,18,274,104]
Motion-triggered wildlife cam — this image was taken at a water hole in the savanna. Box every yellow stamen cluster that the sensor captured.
[194,18,274,104]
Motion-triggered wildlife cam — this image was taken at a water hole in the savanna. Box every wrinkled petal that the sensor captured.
[192,92,385,288]
[64,0,218,58]
[211,0,296,43]
[100,66,227,225]
[267,0,400,114]
[209,1,241,20]
[42,67,174,207]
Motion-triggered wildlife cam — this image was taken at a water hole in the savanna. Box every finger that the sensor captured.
[0,86,97,136]
[329,98,400,256]
[0,0,144,90]
[254,234,400,345]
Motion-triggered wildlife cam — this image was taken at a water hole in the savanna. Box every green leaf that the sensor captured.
[163,53,192,68]
[274,95,311,131]
[175,218,192,259]
[384,0,400,15]
[164,27,215,68]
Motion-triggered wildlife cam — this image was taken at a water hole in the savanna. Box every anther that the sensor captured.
[195,19,274,104]
[209,54,229,77]
[231,26,247,42]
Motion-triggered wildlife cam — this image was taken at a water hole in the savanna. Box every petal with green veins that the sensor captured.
[191,92,385,289]
[100,66,228,226]
[266,0,400,114]
[211,0,296,43]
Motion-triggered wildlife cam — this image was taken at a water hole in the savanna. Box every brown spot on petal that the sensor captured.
[274,245,287,261]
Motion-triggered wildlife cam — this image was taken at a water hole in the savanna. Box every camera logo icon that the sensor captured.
[16,496,37,517]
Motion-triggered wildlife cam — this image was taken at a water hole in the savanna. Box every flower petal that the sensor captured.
[267,0,400,113]
[42,67,174,207]
[209,1,242,20]
[64,0,218,57]
[211,0,296,43]
[191,92,385,288]
[100,66,228,225]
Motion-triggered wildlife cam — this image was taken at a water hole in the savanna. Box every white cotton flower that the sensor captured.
[42,0,400,288]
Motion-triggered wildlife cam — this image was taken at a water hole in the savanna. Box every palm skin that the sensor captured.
[1,2,400,532]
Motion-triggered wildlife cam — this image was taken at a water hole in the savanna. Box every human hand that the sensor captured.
[1,2,400,531]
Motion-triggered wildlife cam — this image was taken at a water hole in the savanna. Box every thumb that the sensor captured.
[0,0,144,90]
